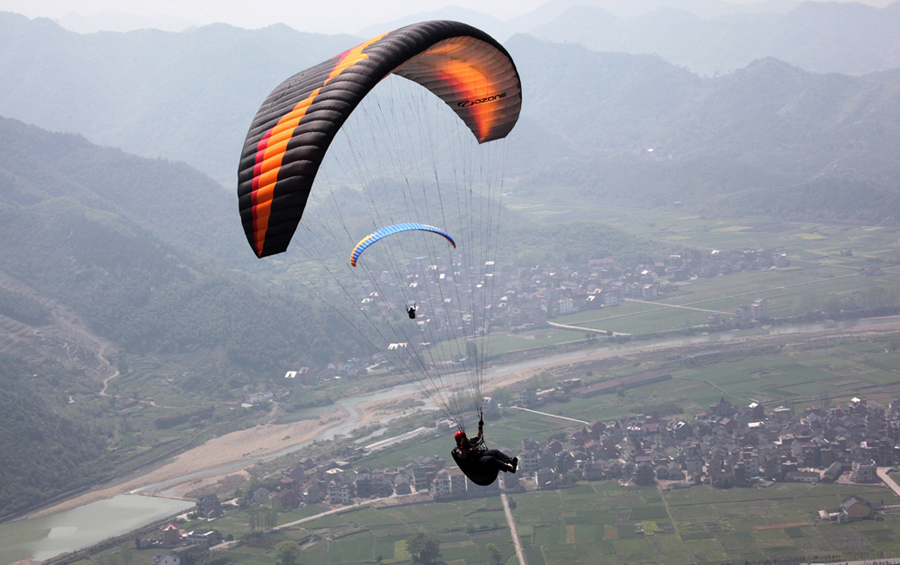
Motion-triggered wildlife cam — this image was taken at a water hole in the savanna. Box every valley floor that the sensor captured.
[26,315,900,522]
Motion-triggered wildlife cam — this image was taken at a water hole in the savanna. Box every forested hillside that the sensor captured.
[0,117,248,269]
[0,122,365,374]
[0,355,110,519]
[0,118,372,516]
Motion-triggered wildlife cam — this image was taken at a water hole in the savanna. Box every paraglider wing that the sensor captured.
[350,223,456,267]
[237,20,522,258]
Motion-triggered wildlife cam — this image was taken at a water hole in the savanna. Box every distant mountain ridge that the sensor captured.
[509,36,900,182]
[354,0,804,40]
[2,11,900,224]
[358,1,900,75]
[0,11,360,186]
[529,1,900,75]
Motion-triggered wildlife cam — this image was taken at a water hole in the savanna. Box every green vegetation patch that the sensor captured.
[543,543,581,559]
[681,531,715,541]
[631,505,670,521]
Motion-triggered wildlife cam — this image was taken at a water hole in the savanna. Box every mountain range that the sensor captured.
[3,9,900,210]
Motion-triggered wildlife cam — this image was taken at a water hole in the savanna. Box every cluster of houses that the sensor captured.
[493,247,787,325]
[142,521,222,565]
[147,389,894,565]
[234,450,517,507]
[241,456,414,510]
[230,391,900,515]
[502,393,900,498]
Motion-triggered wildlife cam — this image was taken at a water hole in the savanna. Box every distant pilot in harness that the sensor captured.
[407,303,417,319]
[451,411,518,486]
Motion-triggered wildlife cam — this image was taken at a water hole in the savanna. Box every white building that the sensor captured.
[519,451,539,474]
[449,469,467,495]
[558,297,576,315]
[432,472,452,498]
[327,480,352,505]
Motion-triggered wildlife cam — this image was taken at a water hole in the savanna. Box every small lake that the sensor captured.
[0,495,194,564]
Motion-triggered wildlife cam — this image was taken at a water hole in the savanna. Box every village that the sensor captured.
[276,245,792,390]
[143,388,900,563]
[281,392,900,510]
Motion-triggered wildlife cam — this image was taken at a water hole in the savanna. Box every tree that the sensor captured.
[264,501,279,530]
[247,503,261,533]
[119,545,133,565]
[406,531,441,564]
[486,543,503,565]
[274,540,302,565]
[635,464,656,485]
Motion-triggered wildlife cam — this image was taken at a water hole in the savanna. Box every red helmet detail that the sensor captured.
[454,430,467,445]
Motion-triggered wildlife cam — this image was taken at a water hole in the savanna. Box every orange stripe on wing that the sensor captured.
[441,59,493,141]
[350,233,379,266]
[407,40,497,142]
[250,32,389,257]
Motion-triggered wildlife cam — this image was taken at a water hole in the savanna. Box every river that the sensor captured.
[3,315,899,562]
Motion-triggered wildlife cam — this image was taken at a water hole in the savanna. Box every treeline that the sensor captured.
[0,286,50,326]
[154,406,216,430]
[715,178,900,226]
[506,220,666,266]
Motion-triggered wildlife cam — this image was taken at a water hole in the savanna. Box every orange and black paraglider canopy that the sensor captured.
[237,20,521,259]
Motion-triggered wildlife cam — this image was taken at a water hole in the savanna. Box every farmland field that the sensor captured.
[195,481,898,565]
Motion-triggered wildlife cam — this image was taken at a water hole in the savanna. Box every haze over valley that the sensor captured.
[3,2,900,563]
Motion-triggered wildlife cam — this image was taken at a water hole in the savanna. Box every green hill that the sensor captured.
[0,119,372,517]
[0,354,109,519]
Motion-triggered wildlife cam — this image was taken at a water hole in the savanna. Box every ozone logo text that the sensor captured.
[458,92,507,108]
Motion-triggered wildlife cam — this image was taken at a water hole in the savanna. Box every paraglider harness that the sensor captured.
[451,411,498,486]
[407,303,417,319]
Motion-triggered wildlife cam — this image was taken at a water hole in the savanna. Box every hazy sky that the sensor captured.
[0,0,894,34]
[2,0,543,33]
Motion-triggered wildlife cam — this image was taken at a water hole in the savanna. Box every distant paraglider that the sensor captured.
[350,223,455,267]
